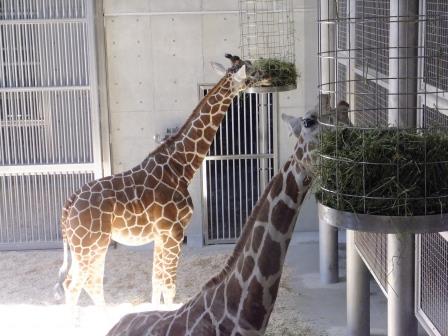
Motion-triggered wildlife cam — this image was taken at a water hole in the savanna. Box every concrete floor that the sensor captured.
[284,232,427,336]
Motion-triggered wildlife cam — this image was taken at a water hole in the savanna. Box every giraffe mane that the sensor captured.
[201,174,279,290]
[158,76,230,152]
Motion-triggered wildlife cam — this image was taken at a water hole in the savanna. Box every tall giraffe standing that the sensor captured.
[106,102,326,336]
[55,55,271,306]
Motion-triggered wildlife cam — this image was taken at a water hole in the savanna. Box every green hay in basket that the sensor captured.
[252,58,298,87]
[316,128,448,216]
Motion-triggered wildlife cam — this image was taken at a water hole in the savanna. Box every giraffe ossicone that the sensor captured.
[106,97,342,336]
[55,54,270,307]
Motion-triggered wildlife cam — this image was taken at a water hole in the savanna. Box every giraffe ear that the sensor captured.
[211,62,227,76]
[233,65,247,83]
[281,113,302,138]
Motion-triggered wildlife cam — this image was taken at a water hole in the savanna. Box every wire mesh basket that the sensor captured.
[317,0,448,233]
[239,0,296,92]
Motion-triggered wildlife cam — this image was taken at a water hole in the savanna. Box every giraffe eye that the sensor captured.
[303,118,317,128]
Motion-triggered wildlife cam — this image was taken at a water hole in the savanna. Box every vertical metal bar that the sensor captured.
[15,93,24,165]
[250,94,255,207]
[56,19,63,86]
[0,177,8,242]
[319,0,340,288]
[17,24,25,87]
[238,95,243,233]
[19,175,28,242]
[46,173,54,241]
[388,0,418,128]
[26,174,33,240]
[2,93,10,165]
[7,176,15,242]
[0,92,6,165]
[203,160,211,243]
[386,0,419,333]
[39,173,45,240]
[319,218,339,283]
[387,233,417,336]
[62,20,68,86]
[61,90,68,162]
[347,230,371,336]
[75,20,81,85]
[259,93,268,191]
[272,92,279,173]
[33,174,41,241]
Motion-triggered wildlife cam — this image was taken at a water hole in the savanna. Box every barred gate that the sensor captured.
[0,0,103,250]
[200,86,278,244]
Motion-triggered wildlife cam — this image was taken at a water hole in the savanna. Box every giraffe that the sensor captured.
[54,55,271,307]
[105,101,326,336]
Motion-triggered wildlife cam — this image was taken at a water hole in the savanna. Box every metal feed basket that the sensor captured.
[239,0,296,93]
[318,1,448,335]
[317,0,448,234]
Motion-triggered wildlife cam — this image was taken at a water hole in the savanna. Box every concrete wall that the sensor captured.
[102,0,319,246]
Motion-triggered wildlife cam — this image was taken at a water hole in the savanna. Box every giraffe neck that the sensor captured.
[200,147,312,333]
[150,75,236,183]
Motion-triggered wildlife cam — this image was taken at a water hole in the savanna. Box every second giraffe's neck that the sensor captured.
[156,75,235,182]
[202,152,312,333]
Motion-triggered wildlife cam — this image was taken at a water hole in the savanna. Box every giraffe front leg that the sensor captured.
[151,240,164,305]
[160,233,183,305]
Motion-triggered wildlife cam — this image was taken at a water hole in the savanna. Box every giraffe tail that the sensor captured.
[54,195,75,302]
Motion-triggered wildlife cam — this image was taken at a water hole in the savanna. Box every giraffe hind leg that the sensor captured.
[84,249,108,306]
[63,258,88,306]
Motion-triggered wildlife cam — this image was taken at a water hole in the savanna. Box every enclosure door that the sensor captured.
[0,0,103,250]
[200,86,278,245]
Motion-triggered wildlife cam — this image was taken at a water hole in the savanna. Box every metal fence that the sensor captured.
[201,86,278,244]
[415,104,448,335]
[0,0,103,250]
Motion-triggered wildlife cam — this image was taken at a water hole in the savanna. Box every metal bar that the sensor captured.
[0,177,9,242]
[386,0,419,333]
[388,0,419,128]
[231,101,237,238]
[347,230,370,336]
[319,0,340,287]
[0,163,97,174]
[103,8,313,17]
[205,153,275,161]
[259,93,268,191]
[0,18,88,25]
[355,242,388,298]
[319,219,339,284]
[0,241,63,251]
[387,233,417,336]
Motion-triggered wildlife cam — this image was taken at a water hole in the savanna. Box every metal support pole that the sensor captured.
[347,230,370,336]
[387,233,418,336]
[387,0,419,333]
[388,0,419,128]
[319,0,339,286]
[319,219,339,283]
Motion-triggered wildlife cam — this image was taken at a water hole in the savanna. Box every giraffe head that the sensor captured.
[282,105,320,173]
[211,54,271,94]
